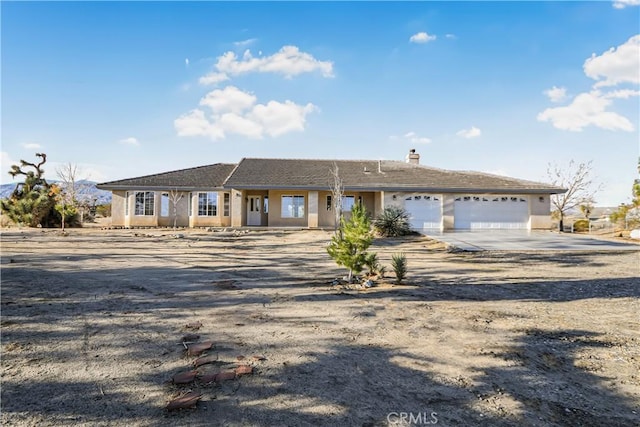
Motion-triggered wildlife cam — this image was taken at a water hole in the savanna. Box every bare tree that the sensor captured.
[55,163,80,231]
[56,163,96,228]
[328,162,344,233]
[168,189,183,229]
[547,160,601,232]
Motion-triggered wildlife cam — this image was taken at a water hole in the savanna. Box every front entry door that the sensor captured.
[247,196,262,226]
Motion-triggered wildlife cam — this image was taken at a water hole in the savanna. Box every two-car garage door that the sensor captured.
[454,195,529,230]
[404,194,531,230]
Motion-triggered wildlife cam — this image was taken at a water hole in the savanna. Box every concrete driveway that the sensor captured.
[422,230,640,251]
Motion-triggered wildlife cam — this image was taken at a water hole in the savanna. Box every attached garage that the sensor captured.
[404,194,442,230]
[454,195,530,230]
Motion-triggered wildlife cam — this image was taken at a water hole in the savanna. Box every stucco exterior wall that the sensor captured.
[316,191,377,228]
[442,194,456,230]
[318,191,334,228]
[107,187,554,230]
[530,194,553,229]
[243,191,269,226]
[188,191,232,228]
[267,190,309,227]
[158,192,190,228]
[382,192,404,209]
[111,191,126,227]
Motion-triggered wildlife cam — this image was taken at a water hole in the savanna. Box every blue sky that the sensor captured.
[2,1,639,206]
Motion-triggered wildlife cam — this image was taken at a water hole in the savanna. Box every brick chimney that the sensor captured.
[405,149,420,165]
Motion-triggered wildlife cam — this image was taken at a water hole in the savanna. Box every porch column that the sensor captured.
[231,189,243,227]
[308,191,319,228]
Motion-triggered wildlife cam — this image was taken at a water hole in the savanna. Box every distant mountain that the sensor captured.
[0,180,112,205]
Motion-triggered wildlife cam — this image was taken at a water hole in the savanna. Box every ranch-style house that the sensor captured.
[97,150,565,231]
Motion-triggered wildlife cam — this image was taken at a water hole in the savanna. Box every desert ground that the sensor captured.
[1,227,639,426]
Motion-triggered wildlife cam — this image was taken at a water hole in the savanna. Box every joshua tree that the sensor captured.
[1,153,58,227]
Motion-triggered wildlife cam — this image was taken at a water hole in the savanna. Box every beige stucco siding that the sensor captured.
[158,192,190,228]
[442,194,456,230]
[316,191,376,228]
[111,191,126,227]
[267,190,309,227]
[530,194,553,229]
[188,191,232,228]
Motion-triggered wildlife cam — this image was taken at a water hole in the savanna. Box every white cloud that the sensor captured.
[175,86,318,140]
[402,131,431,144]
[584,35,640,87]
[199,72,230,85]
[544,86,568,103]
[217,112,264,139]
[612,0,640,9]
[250,101,317,137]
[119,137,140,146]
[22,142,42,150]
[199,45,334,85]
[409,32,437,44]
[445,34,457,40]
[175,109,224,139]
[234,38,257,47]
[199,86,257,114]
[456,126,482,139]
[185,58,190,67]
[603,89,640,99]
[537,90,634,132]
[539,35,639,132]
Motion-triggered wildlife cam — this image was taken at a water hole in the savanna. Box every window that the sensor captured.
[188,193,193,216]
[342,196,355,212]
[281,195,305,218]
[326,195,332,211]
[134,191,155,216]
[223,193,230,216]
[198,192,218,216]
[125,192,130,216]
[263,196,269,214]
[161,193,169,217]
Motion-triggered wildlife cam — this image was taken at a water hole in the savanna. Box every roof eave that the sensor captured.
[96,185,226,191]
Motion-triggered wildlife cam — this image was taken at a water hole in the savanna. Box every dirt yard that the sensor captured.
[1,228,639,426]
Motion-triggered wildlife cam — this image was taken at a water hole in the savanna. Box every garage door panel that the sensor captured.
[404,194,442,230]
[454,196,529,230]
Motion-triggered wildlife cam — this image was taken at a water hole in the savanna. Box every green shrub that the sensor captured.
[572,219,590,232]
[391,253,407,284]
[96,203,112,217]
[364,252,386,277]
[374,206,412,237]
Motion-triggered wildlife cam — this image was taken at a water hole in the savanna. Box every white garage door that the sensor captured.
[454,195,530,230]
[404,194,442,230]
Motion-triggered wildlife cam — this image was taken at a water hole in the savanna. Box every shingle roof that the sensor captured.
[97,158,564,194]
[96,163,237,190]
[224,158,565,194]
